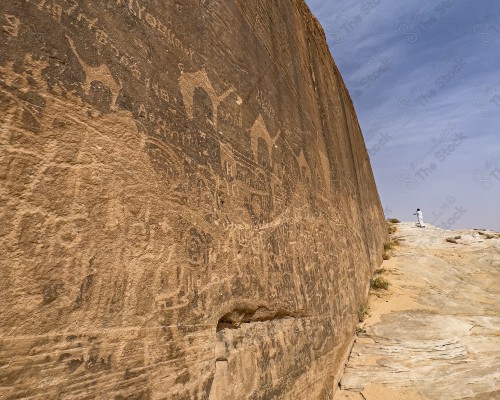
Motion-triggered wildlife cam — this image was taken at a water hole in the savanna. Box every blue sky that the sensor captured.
[305,0,500,231]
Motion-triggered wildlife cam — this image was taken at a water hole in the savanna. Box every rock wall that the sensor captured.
[0,0,386,399]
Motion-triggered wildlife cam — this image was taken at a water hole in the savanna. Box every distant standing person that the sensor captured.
[413,208,425,228]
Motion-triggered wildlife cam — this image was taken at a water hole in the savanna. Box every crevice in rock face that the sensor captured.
[216,307,305,332]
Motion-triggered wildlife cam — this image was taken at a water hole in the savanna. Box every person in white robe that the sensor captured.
[413,208,425,228]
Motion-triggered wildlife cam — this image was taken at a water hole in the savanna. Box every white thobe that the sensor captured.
[416,211,425,227]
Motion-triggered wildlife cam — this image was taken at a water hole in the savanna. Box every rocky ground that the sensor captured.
[333,222,500,400]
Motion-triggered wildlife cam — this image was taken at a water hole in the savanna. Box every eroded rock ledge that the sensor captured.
[0,0,385,398]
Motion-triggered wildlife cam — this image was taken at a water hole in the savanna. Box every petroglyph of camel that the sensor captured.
[179,67,242,130]
[66,35,121,109]
[250,115,280,165]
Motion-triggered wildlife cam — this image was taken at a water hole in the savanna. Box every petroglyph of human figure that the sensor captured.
[66,35,122,109]
[178,66,242,129]
[250,115,280,165]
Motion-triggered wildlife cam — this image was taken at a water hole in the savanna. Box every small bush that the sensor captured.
[386,219,399,234]
[446,237,458,244]
[355,326,366,335]
[387,218,400,223]
[454,236,461,239]
[382,238,400,260]
[485,234,494,239]
[374,268,386,275]
[370,277,389,290]
[384,239,400,251]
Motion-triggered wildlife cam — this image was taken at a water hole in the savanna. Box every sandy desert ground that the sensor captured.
[334,222,500,400]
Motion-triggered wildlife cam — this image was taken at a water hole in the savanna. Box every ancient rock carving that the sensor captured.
[250,115,280,165]
[296,149,312,183]
[179,67,242,129]
[66,35,121,109]
[319,148,332,192]
[2,14,20,37]
[219,141,237,178]
[1,1,387,399]
[0,57,47,130]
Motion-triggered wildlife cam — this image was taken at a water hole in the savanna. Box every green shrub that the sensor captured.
[370,277,389,290]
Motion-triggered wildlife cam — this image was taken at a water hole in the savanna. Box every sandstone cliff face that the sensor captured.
[0,1,386,399]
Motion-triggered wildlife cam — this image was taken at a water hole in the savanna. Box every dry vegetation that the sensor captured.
[383,238,400,260]
[386,221,397,235]
[383,219,401,260]
[358,303,369,322]
[370,276,390,290]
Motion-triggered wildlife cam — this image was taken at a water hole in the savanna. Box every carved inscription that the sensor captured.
[66,35,122,109]
[116,0,195,60]
[256,90,276,120]
[0,1,387,399]
[26,0,177,109]
[2,14,20,37]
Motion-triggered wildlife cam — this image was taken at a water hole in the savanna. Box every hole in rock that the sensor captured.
[216,307,304,332]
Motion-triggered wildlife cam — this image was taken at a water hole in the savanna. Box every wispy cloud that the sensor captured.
[306,0,500,230]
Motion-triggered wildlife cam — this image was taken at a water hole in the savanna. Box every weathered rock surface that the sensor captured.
[0,1,385,399]
[335,223,500,400]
